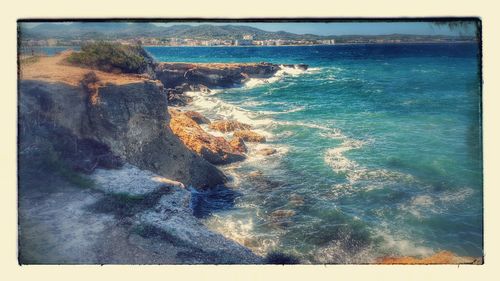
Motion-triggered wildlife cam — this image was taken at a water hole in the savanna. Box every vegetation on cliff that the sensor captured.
[66,42,154,74]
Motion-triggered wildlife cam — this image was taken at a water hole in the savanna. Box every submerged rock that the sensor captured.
[233,130,266,143]
[257,148,277,156]
[209,120,252,132]
[270,209,296,221]
[229,136,247,153]
[248,170,263,178]
[289,194,305,207]
[184,111,211,124]
[169,109,245,165]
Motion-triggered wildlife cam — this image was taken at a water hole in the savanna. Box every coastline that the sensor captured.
[18,50,482,264]
[17,51,306,264]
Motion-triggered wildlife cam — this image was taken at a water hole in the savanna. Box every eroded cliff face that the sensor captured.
[19,79,226,188]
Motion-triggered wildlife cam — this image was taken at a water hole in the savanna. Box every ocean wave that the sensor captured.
[240,100,266,107]
[313,237,376,264]
[244,65,317,89]
[277,120,339,133]
[185,91,275,129]
[324,139,366,174]
[204,214,279,256]
[374,229,435,258]
[257,106,306,115]
[324,136,417,200]
[398,187,475,219]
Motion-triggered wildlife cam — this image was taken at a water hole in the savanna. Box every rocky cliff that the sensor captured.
[19,52,226,188]
[18,50,308,264]
[20,79,226,188]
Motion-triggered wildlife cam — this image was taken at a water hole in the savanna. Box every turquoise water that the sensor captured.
[42,44,482,262]
[148,44,482,262]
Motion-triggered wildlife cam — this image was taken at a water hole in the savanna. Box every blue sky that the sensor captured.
[24,21,477,36]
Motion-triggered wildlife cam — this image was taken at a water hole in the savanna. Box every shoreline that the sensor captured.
[18,51,482,264]
[161,61,483,264]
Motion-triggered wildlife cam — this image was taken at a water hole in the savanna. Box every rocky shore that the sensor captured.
[18,50,479,264]
[18,51,302,264]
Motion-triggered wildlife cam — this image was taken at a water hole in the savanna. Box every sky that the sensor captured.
[23,21,477,36]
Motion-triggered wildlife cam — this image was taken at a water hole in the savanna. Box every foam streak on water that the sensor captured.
[158,43,482,262]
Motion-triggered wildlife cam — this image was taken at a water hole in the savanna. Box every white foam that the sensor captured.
[185,91,275,129]
[243,65,315,89]
[398,187,475,219]
[374,229,435,258]
[324,139,365,174]
[204,214,279,256]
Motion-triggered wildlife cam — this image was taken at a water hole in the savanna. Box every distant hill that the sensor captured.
[19,22,474,42]
[20,22,336,40]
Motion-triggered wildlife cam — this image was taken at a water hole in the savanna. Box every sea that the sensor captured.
[47,43,483,263]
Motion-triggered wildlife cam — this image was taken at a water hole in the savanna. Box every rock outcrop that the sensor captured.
[155,62,281,89]
[184,111,211,124]
[282,63,309,71]
[229,137,247,153]
[233,130,267,143]
[19,76,226,189]
[209,120,252,132]
[93,164,259,263]
[257,148,277,156]
[19,163,261,264]
[168,109,245,165]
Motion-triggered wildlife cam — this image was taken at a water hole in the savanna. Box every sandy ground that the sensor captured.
[19,51,149,86]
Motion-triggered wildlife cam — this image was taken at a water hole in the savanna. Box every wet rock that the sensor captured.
[296,64,309,71]
[184,111,211,124]
[191,84,211,93]
[377,251,483,264]
[209,120,252,132]
[270,209,296,221]
[229,136,247,153]
[167,88,193,106]
[169,109,245,165]
[233,130,266,143]
[155,62,282,89]
[289,194,305,207]
[248,171,263,178]
[257,148,277,156]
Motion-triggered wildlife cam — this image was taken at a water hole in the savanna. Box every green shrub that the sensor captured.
[67,42,153,74]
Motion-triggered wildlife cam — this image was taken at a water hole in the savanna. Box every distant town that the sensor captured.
[19,23,477,48]
[21,35,476,48]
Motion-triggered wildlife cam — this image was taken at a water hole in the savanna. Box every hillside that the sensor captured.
[20,22,322,40]
[19,22,477,44]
